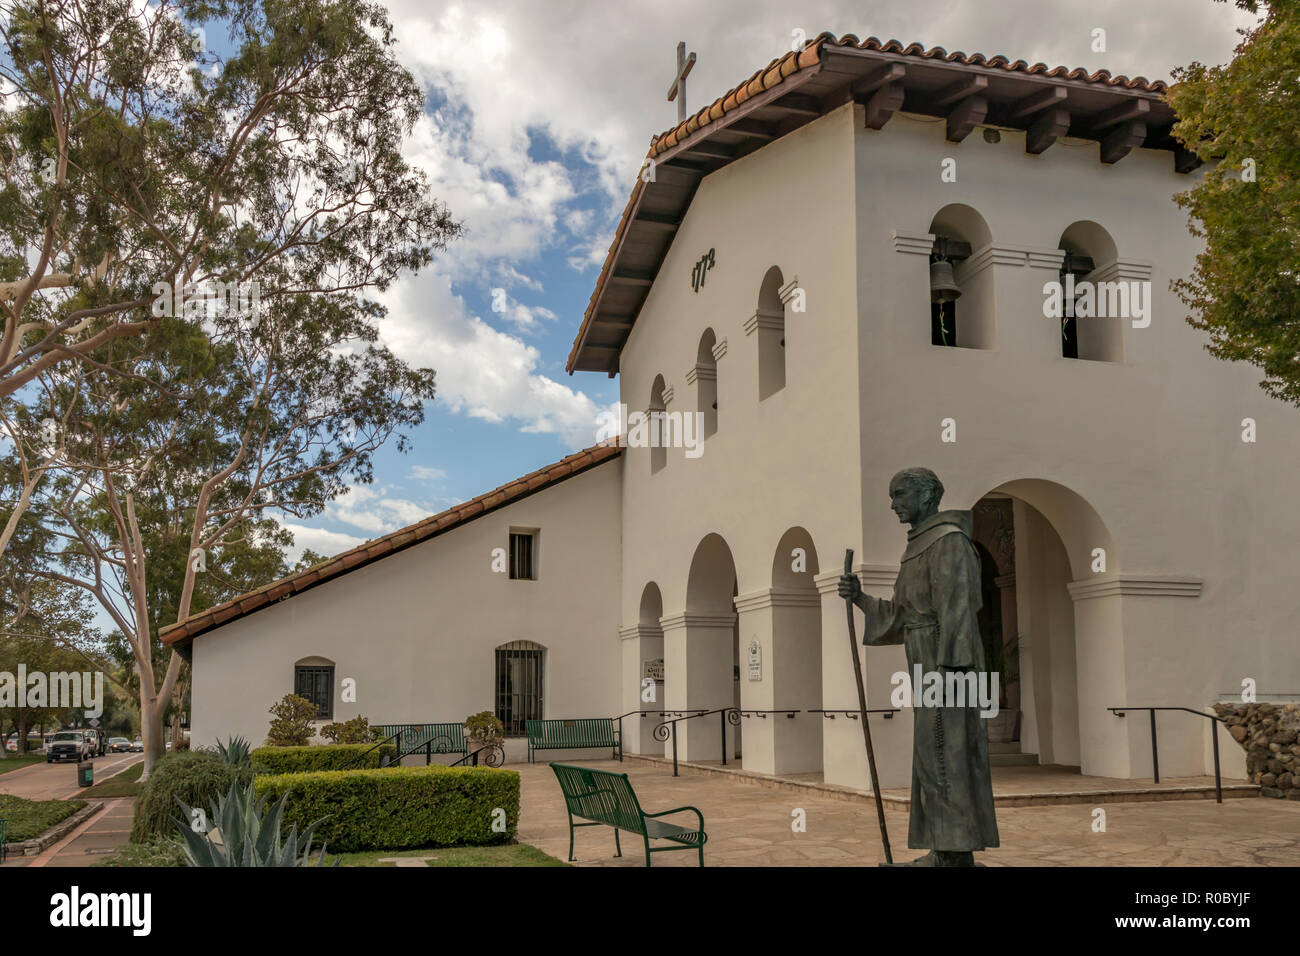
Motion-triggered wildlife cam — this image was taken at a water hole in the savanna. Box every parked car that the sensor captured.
[107,737,131,753]
[3,735,15,753]
[130,737,143,752]
[47,730,90,763]
[83,728,107,757]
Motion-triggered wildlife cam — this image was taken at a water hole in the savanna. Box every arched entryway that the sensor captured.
[620,583,665,755]
[732,528,823,774]
[661,534,739,762]
[972,478,1125,777]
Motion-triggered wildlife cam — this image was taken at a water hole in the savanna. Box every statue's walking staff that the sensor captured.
[843,548,893,864]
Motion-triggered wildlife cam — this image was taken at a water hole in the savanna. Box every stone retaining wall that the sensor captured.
[1213,702,1299,799]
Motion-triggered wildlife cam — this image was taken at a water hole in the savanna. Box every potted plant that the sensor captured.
[463,711,504,757]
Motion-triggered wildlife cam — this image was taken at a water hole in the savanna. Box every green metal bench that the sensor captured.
[374,723,466,763]
[526,718,618,763]
[550,763,707,866]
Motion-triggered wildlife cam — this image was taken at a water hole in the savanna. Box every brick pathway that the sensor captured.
[516,759,1300,866]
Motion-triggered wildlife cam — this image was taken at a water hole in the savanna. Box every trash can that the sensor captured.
[77,762,93,787]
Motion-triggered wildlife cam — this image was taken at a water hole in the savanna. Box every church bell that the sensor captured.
[929,259,962,303]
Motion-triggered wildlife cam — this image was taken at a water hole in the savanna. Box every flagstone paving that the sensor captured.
[515,759,1300,866]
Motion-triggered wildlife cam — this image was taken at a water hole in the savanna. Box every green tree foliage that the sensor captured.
[2,0,459,777]
[265,692,316,746]
[1169,1,1300,405]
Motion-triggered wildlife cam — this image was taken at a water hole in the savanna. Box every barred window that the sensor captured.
[509,531,535,580]
[495,642,544,737]
[294,665,333,720]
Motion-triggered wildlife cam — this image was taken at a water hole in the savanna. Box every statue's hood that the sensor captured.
[901,509,973,563]
[907,509,973,540]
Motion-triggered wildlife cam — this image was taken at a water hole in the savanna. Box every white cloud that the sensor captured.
[378,270,604,447]
[280,522,366,563]
[325,485,433,535]
[410,465,449,481]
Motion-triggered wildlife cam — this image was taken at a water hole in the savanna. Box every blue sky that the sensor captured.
[271,0,1254,561]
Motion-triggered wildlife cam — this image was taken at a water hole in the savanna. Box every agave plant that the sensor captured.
[213,735,252,768]
[174,780,336,867]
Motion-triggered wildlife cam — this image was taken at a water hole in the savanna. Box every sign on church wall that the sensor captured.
[643,658,664,682]
[747,638,761,681]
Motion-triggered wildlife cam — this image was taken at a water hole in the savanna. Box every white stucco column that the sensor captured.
[734,587,823,774]
[659,611,736,762]
[1068,574,1203,778]
[816,565,912,790]
[619,623,663,755]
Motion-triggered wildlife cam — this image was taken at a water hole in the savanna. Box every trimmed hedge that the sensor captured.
[131,751,252,842]
[250,743,395,775]
[253,765,519,852]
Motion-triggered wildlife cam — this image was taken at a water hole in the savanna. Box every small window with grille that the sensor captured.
[509,530,536,580]
[294,665,333,720]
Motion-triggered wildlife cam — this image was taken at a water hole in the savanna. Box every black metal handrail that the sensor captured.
[652,707,740,777]
[808,708,900,720]
[1108,706,1228,803]
[612,710,659,762]
[734,709,800,718]
[450,743,505,768]
[346,730,403,769]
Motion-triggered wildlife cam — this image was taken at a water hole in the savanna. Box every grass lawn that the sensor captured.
[334,844,568,867]
[83,761,144,798]
[0,794,86,841]
[0,755,46,776]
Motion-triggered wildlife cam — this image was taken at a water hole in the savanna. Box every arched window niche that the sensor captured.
[746,266,786,400]
[648,374,667,474]
[927,204,994,350]
[689,329,718,438]
[1056,221,1123,363]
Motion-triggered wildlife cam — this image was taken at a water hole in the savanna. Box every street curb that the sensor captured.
[17,800,106,856]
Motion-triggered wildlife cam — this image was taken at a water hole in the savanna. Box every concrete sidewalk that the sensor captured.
[516,759,1300,866]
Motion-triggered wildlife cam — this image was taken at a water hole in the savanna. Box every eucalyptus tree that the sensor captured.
[1,0,459,557]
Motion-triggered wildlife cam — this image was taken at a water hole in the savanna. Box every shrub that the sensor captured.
[175,780,336,867]
[212,736,252,768]
[131,751,252,843]
[254,765,519,853]
[463,711,504,743]
[319,716,374,744]
[266,693,317,746]
[250,742,395,775]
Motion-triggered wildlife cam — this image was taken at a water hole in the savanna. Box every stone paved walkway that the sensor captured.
[516,760,1300,866]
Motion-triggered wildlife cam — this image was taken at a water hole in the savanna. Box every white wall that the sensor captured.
[190,459,623,752]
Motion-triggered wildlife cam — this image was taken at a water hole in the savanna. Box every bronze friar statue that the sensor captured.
[839,467,1000,866]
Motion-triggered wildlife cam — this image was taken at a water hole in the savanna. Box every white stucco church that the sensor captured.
[164,35,1300,790]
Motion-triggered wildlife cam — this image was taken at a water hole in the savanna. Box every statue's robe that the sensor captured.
[858,509,1000,852]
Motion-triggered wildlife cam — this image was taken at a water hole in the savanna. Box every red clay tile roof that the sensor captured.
[648,35,1166,159]
[160,440,623,646]
[566,33,1178,374]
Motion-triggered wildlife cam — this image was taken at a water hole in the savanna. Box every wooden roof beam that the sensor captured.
[851,62,907,99]
[934,73,988,107]
[1026,107,1071,155]
[1007,85,1068,121]
[1093,97,1151,130]
[1101,120,1147,163]
[630,212,680,231]
[946,95,988,142]
[864,81,905,130]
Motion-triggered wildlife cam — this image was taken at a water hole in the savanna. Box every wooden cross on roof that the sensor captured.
[666,41,696,124]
